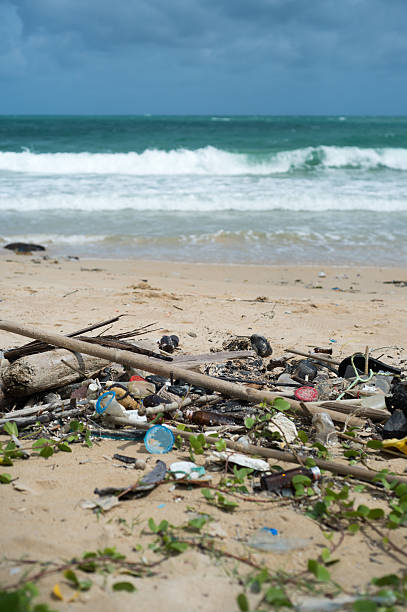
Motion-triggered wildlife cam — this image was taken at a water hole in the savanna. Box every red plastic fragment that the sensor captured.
[294,386,318,402]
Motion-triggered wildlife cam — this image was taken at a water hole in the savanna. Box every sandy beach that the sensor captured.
[1,252,407,611]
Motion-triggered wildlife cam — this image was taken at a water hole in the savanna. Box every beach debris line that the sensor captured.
[0,317,407,490]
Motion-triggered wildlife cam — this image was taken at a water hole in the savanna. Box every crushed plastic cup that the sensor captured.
[144,425,174,454]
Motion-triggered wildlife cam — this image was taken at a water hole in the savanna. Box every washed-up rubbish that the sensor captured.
[95,390,147,424]
[128,376,156,397]
[360,392,387,411]
[94,460,167,500]
[80,495,120,513]
[247,529,311,553]
[276,372,298,387]
[382,410,407,440]
[143,393,171,408]
[250,334,272,357]
[169,461,210,481]
[185,409,238,426]
[260,466,321,493]
[387,381,407,414]
[113,454,146,469]
[144,425,174,454]
[338,353,401,378]
[293,359,318,381]
[293,593,396,612]
[381,437,407,454]
[159,335,179,353]
[312,412,338,445]
[294,386,318,402]
[268,412,298,445]
[209,451,269,472]
[105,383,142,410]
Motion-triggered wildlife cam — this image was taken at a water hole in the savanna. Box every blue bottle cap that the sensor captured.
[96,390,116,414]
[144,425,174,454]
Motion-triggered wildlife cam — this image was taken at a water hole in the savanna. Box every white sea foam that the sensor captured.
[1,145,407,176]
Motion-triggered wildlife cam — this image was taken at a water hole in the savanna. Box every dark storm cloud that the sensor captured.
[1,0,406,113]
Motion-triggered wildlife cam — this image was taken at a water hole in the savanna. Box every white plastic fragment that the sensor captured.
[268,412,298,446]
[209,451,269,472]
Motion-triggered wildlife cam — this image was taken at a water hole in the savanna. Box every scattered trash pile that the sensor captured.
[1,316,407,504]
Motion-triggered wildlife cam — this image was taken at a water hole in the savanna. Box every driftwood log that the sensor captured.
[2,349,110,398]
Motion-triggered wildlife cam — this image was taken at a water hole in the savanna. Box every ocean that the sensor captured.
[1,115,407,265]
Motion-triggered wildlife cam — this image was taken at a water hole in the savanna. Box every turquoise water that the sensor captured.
[1,115,407,264]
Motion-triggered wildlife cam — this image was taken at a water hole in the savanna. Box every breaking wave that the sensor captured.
[1,145,407,175]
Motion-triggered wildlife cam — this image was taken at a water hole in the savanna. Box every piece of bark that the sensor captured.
[2,349,110,398]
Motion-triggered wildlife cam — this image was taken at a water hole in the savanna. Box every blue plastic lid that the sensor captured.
[144,425,174,454]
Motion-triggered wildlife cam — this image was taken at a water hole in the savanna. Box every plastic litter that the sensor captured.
[268,412,298,445]
[293,359,318,381]
[169,461,208,480]
[209,451,269,472]
[294,386,318,402]
[381,437,407,454]
[260,466,321,492]
[144,425,175,454]
[312,412,338,445]
[247,529,310,552]
[382,409,407,440]
[250,334,273,357]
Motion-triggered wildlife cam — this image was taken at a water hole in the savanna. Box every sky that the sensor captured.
[0,0,406,115]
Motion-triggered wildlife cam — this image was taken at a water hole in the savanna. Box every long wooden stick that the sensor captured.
[0,319,304,408]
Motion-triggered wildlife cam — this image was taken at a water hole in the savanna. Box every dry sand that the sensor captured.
[0,253,407,611]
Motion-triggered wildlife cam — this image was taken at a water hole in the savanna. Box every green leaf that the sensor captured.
[0,473,12,484]
[148,518,158,533]
[32,438,51,449]
[308,559,331,582]
[394,483,407,498]
[237,593,250,611]
[367,508,385,520]
[112,582,136,592]
[348,524,360,534]
[215,439,227,451]
[69,420,83,433]
[64,569,79,587]
[366,440,383,450]
[372,574,400,587]
[169,541,189,553]
[201,488,214,500]
[273,397,291,412]
[157,520,168,533]
[39,445,54,458]
[291,474,312,486]
[188,517,207,530]
[321,547,330,563]
[3,421,18,437]
[305,457,316,468]
[356,504,370,517]
[352,600,378,612]
[297,430,308,443]
[244,417,255,429]
[58,442,72,452]
[265,586,291,607]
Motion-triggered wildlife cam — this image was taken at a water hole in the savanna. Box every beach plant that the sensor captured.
[0,582,58,612]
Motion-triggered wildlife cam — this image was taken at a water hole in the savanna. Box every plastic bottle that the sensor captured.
[260,466,321,492]
[312,412,338,445]
[184,410,237,426]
